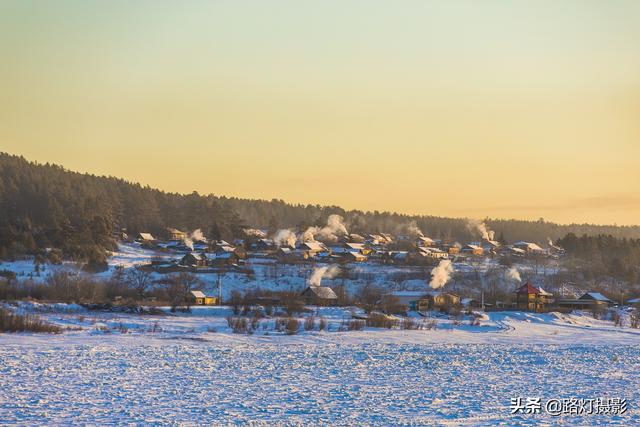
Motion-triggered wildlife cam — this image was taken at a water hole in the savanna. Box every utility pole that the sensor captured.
[217,273,222,305]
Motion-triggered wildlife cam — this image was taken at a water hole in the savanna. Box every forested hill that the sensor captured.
[2,152,640,261]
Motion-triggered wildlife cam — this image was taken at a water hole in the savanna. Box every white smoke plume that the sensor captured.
[301,226,320,243]
[466,219,495,241]
[308,265,341,287]
[301,215,348,243]
[429,260,454,289]
[190,228,207,243]
[182,237,194,251]
[407,221,424,238]
[273,229,297,248]
[506,267,522,283]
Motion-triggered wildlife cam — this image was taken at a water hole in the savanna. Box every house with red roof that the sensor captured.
[514,282,554,312]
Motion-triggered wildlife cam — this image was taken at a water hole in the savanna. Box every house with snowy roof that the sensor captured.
[179,252,208,268]
[186,290,217,306]
[557,292,614,311]
[301,286,338,305]
[514,282,553,312]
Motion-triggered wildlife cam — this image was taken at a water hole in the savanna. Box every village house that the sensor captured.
[442,244,461,255]
[381,290,460,312]
[481,239,501,254]
[298,242,329,259]
[254,238,277,251]
[344,251,367,263]
[343,242,372,255]
[462,244,484,256]
[627,297,640,306]
[301,286,338,306]
[514,282,553,312]
[513,241,545,255]
[417,246,449,260]
[167,227,187,241]
[210,251,241,266]
[179,252,208,268]
[138,232,155,242]
[186,290,217,306]
[501,246,526,258]
[416,236,437,247]
[557,292,614,311]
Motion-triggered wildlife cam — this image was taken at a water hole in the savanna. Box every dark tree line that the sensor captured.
[2,152,640,262]
[557,233,640,283]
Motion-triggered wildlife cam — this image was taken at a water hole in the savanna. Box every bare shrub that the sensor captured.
[366,313,398,329]
[226,316,248,334]
[423,319,438,330]
[612,311,624,328]
[347,319,365,331]
[630,309,640,329]
[319,317,327,331]
[0,308,61,333]
[148,321,162,333]
[304,316,315,331]
[113,322,129,333]
[285,317,299,335]
[400,317,420,330]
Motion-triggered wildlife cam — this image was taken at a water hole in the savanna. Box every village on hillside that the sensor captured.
[82,214,638,319]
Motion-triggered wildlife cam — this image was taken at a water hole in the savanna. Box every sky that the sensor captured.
[1,0,639,225]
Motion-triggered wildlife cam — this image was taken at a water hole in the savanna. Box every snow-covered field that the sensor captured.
[1,305,639,425]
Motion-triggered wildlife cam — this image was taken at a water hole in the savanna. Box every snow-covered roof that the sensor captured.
[463,244,483,250]
[190,290,206,298]
[418,236,435,244]
[345,242,365,250]
[304,286,338,300]
[387,291,426,298]
[580,292,611,302]
[301,242,328,252]
[627,298,640,304]
[514,241,544,252]
[139,232,155,241]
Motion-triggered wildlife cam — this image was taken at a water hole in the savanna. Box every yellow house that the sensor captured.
[188,290,218,306]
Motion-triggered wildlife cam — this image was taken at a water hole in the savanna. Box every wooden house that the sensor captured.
[416,236,436,247]
[343,242,372,255]
[514,282,553,312]
[417,246,448,260]
[138,232,156,242]
[462,244,484,256]
[179,252,208,267]
[299,242,329,258]
[167,228,187,241]
[381,291,460,311]
[557,292,613,310]
[186,290,217,305]
[513,241,545,255]
[301,286,338,305]
[344,251,367,263]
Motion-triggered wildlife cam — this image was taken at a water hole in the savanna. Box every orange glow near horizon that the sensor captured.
[1,1,640,225]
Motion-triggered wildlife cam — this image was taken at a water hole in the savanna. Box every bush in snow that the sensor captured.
[285,317,299,335]
[0,307,61,334]
[318,317,327,331]
[304,316,315,331]
[630,309,640,329]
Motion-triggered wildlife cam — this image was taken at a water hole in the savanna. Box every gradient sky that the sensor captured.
[1,1,640,225]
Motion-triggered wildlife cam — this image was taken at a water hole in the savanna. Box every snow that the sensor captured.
[1,303,640,425]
